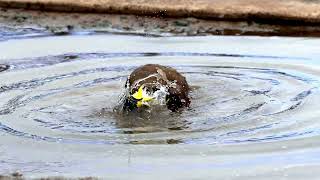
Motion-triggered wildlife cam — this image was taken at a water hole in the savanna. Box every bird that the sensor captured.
[122,64,190,112]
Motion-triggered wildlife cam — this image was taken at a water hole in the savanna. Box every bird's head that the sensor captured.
[124,84,169,111]
[124,85,155,111]
[131,85,154,108]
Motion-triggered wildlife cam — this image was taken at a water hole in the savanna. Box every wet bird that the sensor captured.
[122,64,190,112]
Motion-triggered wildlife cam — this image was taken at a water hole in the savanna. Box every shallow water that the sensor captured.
[1,34,320,179]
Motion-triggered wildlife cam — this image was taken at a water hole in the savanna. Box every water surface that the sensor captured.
[0,34,320,179]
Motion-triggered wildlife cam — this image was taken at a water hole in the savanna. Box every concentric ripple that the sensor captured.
[1,47,320,145]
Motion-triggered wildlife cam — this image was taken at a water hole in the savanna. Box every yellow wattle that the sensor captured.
[137,101,143,108]
[132,86,144,100]
[132,86,154,107]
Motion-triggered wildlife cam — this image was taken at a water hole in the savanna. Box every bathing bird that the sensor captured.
[122,64,190,112]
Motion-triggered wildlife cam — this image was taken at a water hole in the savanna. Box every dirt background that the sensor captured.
[1,0,320,23]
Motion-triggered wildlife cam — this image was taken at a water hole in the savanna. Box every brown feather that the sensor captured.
[126,64,190,111]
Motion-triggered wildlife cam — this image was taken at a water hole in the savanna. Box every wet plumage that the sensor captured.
[123,64,190,112]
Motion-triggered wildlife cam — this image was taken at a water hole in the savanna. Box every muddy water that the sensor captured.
[1,34,320,179]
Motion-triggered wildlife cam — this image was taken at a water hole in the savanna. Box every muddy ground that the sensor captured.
[1,7,320,38]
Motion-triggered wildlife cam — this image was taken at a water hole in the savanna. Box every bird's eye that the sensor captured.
[152,87,159,92]
[144,86,152,92]
[146,88,153,95]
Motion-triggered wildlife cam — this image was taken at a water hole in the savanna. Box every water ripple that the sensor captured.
[0,55,319,145]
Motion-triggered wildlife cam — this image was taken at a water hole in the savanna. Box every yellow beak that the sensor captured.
[132,86,154,107]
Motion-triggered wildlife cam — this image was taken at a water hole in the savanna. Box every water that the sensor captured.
[1,34,320,179]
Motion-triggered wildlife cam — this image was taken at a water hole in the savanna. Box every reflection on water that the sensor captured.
[1,34,320,178]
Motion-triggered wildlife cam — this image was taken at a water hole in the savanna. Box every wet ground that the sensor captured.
[1,32,320,179]
[2,7,320,38]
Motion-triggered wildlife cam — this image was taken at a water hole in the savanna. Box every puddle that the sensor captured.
[1,34,320,179]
